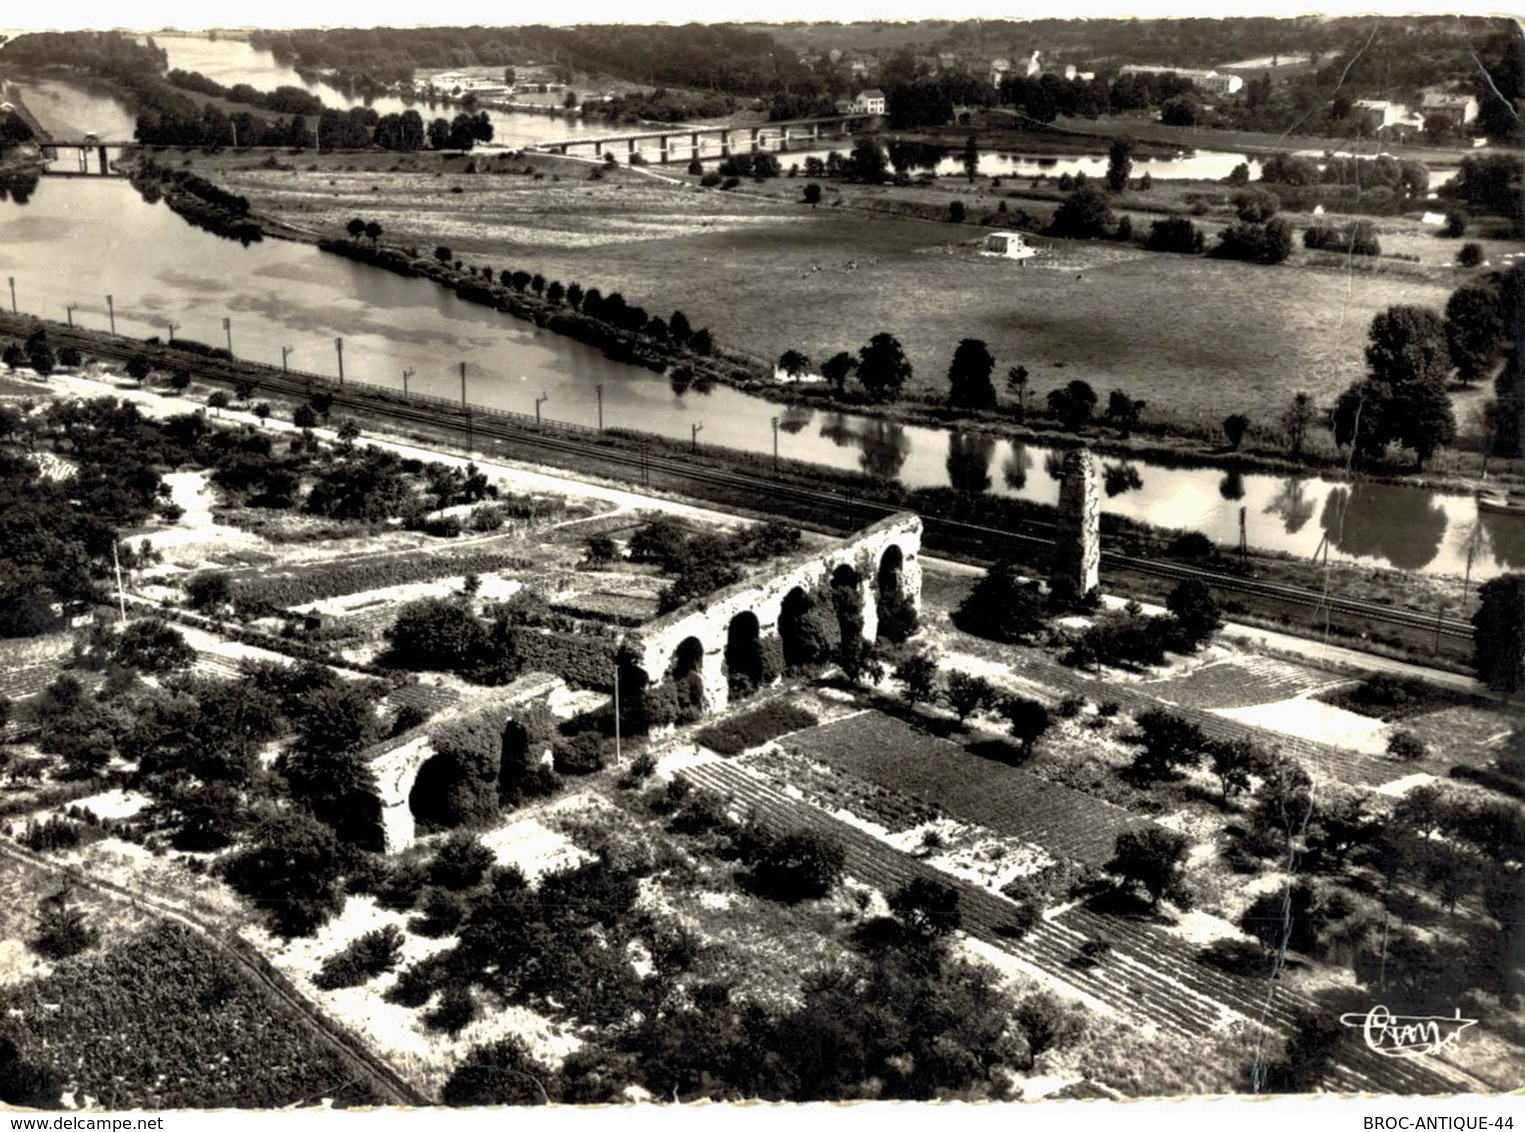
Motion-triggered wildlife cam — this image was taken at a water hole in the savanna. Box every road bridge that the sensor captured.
[529,112,882,164]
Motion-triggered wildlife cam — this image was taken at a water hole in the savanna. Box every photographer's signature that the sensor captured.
[1339,1005,1478,1059]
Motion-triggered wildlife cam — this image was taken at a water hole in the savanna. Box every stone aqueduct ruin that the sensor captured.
[364,514,925,851]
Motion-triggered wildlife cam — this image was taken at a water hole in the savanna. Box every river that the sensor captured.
[0,44,1516,582]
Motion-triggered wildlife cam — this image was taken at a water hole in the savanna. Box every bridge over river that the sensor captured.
[528,112,883,163]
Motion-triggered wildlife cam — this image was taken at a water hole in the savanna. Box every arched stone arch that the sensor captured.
[497,719,533,804]
[780,585,837,670]
[724,610,765,700]
[875,543,917,642]
[668,635,707,721]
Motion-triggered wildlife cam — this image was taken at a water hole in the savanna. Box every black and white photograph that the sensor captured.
[0,0,1521,1118]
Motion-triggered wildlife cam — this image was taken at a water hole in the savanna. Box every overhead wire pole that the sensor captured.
[595,383,603,431]
[281,346,293,372]
[106,294,115,335]
[66,302,78,328]
[692,421,703,453]
[223,317,233,358]
[335,337,344,385]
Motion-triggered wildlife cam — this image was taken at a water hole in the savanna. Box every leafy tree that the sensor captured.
[1046,379,1098,431]
[999,696,1051,756]
[1166,578,1222,646]
[1160,94,1198,126]
[1222,413,1250,450]
[961,134,980,181]
[1367,305,1451,388]
[1049,183,1113,239]
[1280,391,1316,456]
[430,830,496,889]
[310,391,334,420]
[856,333,912,403]
[1239,880,1327,957]
[385,596,491,674]
[893,651,940,707]
[1457,242,1484,268]
[946,338,997,412]
[435,245,453,263]
[954,560,1048,643]
[1129,708,1206,781]
[1387,730,1428,761]
[889,876,962,939]
[207,390,230,417]
[221,809,347,937]
[1105,827,1191,908]
[945,670,998,724]
[778,349,811,380]
[820,351,856,395]
[0,1035,64,1109]
[293,404,318,428]
[1234,188,1280,222]
[185,571,232,610]
[114,617,195,673]
[1144,218,1206,258]
[1105,389,1145,432]
[747,830,846,903]
[1012,992,1084,1068]
[347,217,366,240]
[253,402,271,426]
[802,182,822,205]
[443,1037,555,1105]
[1208,737,1257,804]
[27,343,55,376]
[1445,284,1505,386]
[1007,365,1030,416]
[1473,574,1525,692]
[1104,137,1135,193]
[365,220,382,245]
[948,200,965,224]
[31,883,99,960]
[1333,305,1457,466]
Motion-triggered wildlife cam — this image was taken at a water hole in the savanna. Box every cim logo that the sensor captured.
[1339,1005,1479,1059]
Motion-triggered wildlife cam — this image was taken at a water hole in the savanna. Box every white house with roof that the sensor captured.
[853,89,886,115]
[1420,92,1479,127]
[981,231,1037,263]
[1352,98,1404,132]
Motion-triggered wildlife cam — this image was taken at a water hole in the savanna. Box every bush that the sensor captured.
[699,172,722,187]
[1387,730,1428,761]
[429,830,495,889]
[552,730,608,775]
[1457,242,1484,267]
[312,925,405,989]
[114,617,195,673]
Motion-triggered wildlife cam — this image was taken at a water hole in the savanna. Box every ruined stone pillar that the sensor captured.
[1054,448,1101,600]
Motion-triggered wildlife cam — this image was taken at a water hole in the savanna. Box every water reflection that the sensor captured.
[1103,461,1144,497]
[1002,443,1034,492]
[1219,471,1246,501]
[818,414,911,483]
[1043,452,1066,481]
[776,404,813,435]
[947,432,996,495]
[0,174,40,205]
[1479,509,1525,570]
[1265,477,1317,535]
[1320,483,1448,572]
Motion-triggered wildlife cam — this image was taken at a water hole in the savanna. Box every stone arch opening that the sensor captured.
[408,752,466,832]
[780,585,837,671]
[667,636,706,722]
[875,543,916,642]
[830,562,866,643]
[496,719,533,805]
[724,610,765,700]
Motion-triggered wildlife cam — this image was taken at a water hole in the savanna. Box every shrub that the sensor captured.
[312,925,405,989]
[429,830,496,889]
[553,730,608,775]
[425,986,479,1035]
[1457,242,1483,267]
[699,172,722,187]
[1387,730,1428,761]
[114,617,195,673]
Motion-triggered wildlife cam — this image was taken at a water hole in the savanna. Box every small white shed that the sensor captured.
[981,231,1037,262]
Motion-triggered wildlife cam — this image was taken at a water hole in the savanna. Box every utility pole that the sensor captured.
[66,302,78,328]
[595,383,603,431]
[106,294,115,336]
[1238,506,1248,566]
[613,663,622,764]
[166,320,179,343]
[771,415,779,474]
[460,361,468,408]
[335,337,344,385]
[402,367,414,398]
[281,345,292,372]
[222,316,233,358]
[7,277,15,315]
[535,390,548,426]
[691,421,703,453]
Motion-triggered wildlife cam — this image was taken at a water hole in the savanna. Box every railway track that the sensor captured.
[5,316,1476,645]
[0,840,432,1107]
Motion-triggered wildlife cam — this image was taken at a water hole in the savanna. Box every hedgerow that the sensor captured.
[695,700,819,757]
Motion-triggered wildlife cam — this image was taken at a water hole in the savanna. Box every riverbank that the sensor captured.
[145,145,1522,498]
[0,311,1492,642]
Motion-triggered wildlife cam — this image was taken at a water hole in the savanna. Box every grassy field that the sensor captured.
[199,148,1471,428]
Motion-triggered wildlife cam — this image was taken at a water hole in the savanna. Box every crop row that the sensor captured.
[680,759,1460,1096]
[231,550,532,610]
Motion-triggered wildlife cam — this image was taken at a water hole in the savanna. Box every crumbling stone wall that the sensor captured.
[1054,449,1101,599]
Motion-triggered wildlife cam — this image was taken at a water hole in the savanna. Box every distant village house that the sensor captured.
[981,231,1037,263]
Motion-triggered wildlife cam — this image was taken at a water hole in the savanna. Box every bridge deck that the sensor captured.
[530,113,879,151]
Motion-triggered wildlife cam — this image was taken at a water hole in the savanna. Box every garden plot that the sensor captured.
[1134,654,1333,711]
[782,712,1152,866]
[883,818,1055,893]
[477,816,594,882]
[1214,695,1391,757]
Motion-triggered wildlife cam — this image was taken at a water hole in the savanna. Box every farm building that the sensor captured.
[981,231,1037,262]
[853,89,887,114]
